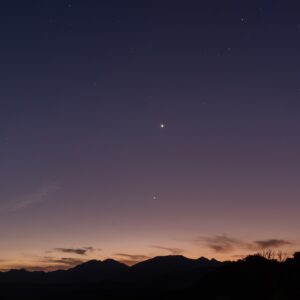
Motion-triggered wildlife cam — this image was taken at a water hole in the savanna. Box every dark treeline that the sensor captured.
[1,252,300,299]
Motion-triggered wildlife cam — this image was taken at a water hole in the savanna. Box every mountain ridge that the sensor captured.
[0,255,221,274]
[0,253,300,299]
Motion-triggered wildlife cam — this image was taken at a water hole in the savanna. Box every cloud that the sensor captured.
[197,234,245,253]
[114,253,149,266]
[150,245,184,255]
[0,183,59,212]
[196,234,292,253]
[53,247,95,256]
[231,254,247,259]
[44,257,84,266]
[252,239,291,250]
[38,257,85,270]
[114,253,149,260]
[0,257,85,272]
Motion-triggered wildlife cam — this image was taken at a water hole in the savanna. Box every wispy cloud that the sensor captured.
[196,234,292,253]
[150,245,184,255]
[53,247,96,256]
[36,256,85,270]
[231,254,247,259]
[197,234,245,253]
[0,183,59,212]
[114,253,149,266]
[43,257,84,266]
[0,257,84,272]
[252,239,291,250]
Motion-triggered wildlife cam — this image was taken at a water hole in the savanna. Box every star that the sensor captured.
[160,124,165,129]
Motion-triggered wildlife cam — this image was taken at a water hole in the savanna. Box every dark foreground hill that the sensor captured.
[1,252,300,299]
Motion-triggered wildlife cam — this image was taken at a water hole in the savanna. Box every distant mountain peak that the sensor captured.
[103,258,123,264]
[198,256,210,261]
[70,259,101,270]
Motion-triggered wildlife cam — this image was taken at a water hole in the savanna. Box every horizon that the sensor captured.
[0,248,297,272]
[0,254,216,272]
[1,251,298,273]
[1,1,300,274]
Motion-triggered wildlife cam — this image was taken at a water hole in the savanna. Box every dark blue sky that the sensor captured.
[0,0,299,270]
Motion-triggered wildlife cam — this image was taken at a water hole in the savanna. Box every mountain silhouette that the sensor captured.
[47,258,129,283]
[70,259,127,272]
[131,255,221,278]
[1,253,300,299]
[68,259,128,276]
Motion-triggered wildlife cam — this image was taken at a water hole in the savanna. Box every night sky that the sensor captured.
[1,1,300,271]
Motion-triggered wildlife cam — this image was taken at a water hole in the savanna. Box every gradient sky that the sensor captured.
[0,0,300,271]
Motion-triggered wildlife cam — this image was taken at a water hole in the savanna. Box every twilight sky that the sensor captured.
[0,0,300,271]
